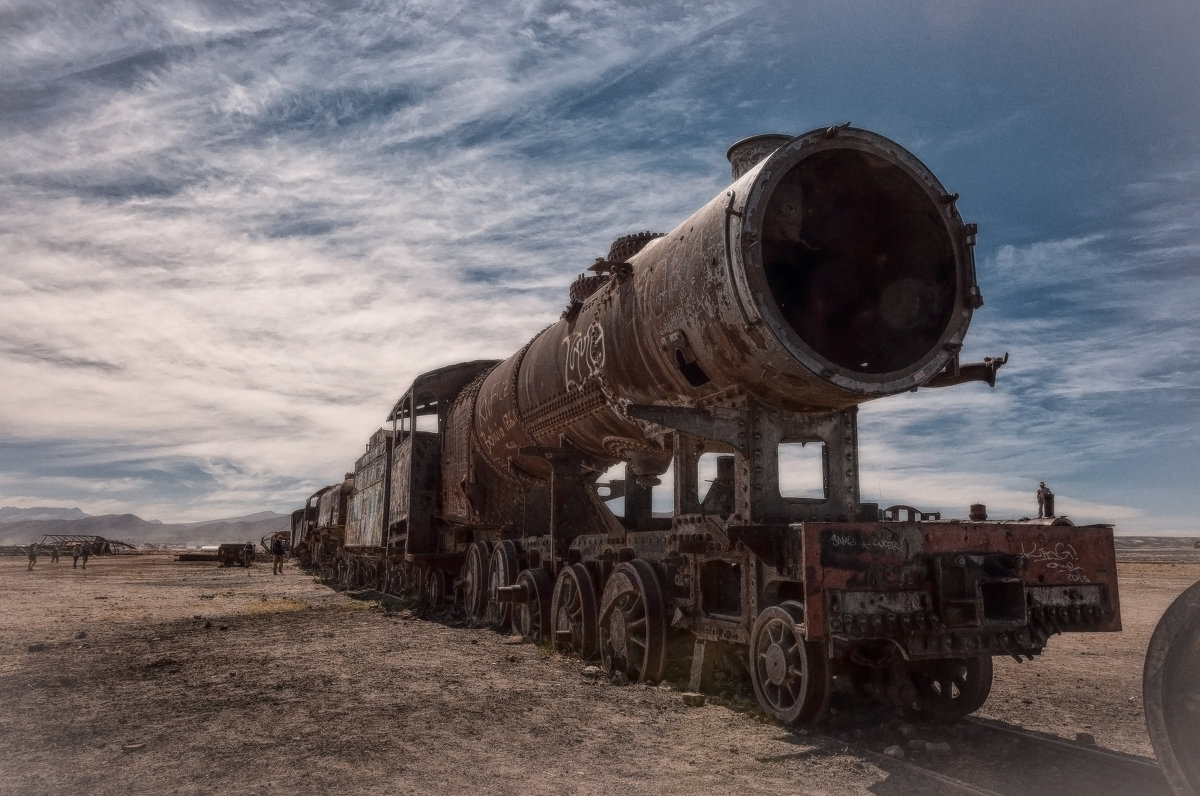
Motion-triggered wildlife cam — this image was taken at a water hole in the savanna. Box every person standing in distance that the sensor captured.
[271,536,285,575]
[1036,481,1053,519]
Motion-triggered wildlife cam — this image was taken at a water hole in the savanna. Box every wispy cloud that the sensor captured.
[0,0,1197,533]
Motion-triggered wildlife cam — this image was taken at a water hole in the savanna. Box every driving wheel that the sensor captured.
[551,563,599,658]
[598,559,667,683]
[512,568,553,641]
[486,541,520,627]
[461,542,491,619]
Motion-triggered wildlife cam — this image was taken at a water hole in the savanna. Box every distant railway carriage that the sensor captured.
[295,126,1121,724]
[293,477,353,578]
[217,543,254,568]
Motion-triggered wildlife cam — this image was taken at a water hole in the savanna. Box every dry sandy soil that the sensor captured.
[1,549,1197,795]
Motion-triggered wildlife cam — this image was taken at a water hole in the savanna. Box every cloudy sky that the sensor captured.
[2,0,1197,533]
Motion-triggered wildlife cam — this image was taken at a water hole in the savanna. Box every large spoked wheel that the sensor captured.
[461,542,491,619]
[598,560,667,683]
[425,569,447,609]
[905,656,994,722]
[512,568,553,641]
[551,564,599,658]
[486,541,520,628]
[1144,580,1200,796]
[749,601,830,725]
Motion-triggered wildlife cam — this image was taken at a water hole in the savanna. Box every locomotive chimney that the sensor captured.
[726,134,793,179]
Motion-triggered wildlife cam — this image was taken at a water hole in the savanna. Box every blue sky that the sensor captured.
[1,0,1197,532]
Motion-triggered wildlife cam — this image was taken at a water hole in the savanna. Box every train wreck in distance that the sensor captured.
[293,125,1121,725]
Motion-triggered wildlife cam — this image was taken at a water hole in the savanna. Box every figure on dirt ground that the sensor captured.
[26,545,37,570]
[272,536,285,574]
[72,546,80,568]
[81,544,90,569]
[50,547,59,564]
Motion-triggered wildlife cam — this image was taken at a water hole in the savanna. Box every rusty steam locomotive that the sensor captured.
[291,125,1121,725]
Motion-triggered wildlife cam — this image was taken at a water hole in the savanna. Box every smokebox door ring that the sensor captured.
[724,190,759,326]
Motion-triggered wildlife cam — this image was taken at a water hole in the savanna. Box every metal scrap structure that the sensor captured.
[291,125,1122,725]
[0,535,136,556]
[39,535,136,554]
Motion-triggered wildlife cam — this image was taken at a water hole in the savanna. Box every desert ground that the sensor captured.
[1,543,1197,795]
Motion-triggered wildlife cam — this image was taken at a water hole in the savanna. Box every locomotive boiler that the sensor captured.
[298,125,1121,725]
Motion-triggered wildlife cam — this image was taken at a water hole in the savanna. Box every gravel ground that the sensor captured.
[1,552,1196,795]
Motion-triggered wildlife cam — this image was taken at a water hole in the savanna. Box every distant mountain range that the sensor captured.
[0,506,90,523]
[0,506,290,547]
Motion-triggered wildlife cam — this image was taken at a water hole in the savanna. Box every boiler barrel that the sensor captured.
[473,126,979,481]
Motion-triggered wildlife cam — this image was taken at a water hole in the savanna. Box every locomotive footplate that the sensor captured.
[795,521,1121,661]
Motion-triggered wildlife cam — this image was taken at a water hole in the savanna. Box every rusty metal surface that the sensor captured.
[216,543,254,567]
[293,486,329,551]
[388,433,440,550]
[345,428,392,549]
[798,522,1121,652]
[439,372,487,523]
[317,475,353,529]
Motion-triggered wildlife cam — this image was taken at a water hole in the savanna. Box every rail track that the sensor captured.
[813,712,1168,795]
[828,737,1006,795]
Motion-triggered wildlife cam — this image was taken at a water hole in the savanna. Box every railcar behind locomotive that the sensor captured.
[295,125,1121,725]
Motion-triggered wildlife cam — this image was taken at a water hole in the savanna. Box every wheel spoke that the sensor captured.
[769,624,784,646]
[781,679,800,703]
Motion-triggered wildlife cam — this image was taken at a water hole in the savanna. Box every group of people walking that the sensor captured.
[26,543,91,571]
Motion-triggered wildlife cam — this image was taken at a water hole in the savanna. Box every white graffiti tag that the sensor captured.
[830,532,905,556]
[564,321,605,393]
[1021,541,1091,583]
